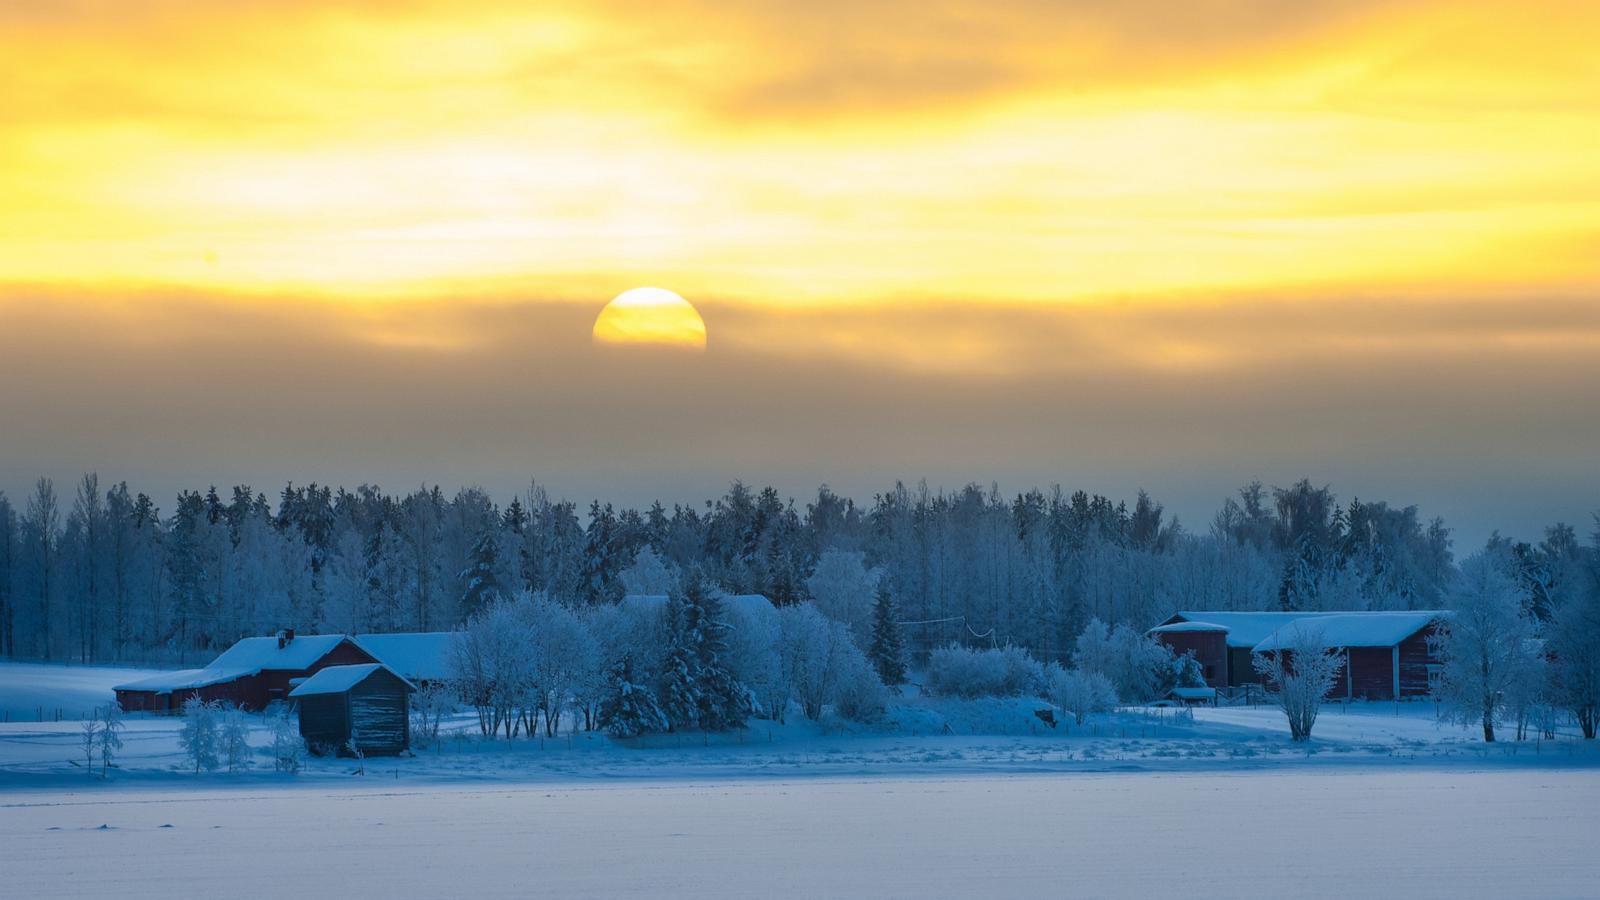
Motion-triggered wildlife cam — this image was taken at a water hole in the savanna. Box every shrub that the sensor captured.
[926,644,1047,698]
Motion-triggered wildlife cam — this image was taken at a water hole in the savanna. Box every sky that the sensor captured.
[1,0,1597,547]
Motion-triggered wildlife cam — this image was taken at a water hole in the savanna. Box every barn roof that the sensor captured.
[352,632,455,683]
[111,633,359,694]
[207,634,354,673]
[1166,612,1336,647]
[1148,621,1228,634]
[289,663,415,697]
[113,668,226,692]
[1252,612,1448,652]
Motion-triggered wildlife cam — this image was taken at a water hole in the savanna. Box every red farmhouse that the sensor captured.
[113,630,377,713]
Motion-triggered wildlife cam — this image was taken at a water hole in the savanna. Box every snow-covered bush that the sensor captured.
[1172,652,1206,690]
[1252,626,1342,742]
[1074,618,1178,703]
[1048,668,1118,725]
[178,696,221,773]
[767,602,887,721]
[925,644,1046,699]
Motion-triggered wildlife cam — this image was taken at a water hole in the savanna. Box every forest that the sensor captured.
[0,474,1588,668]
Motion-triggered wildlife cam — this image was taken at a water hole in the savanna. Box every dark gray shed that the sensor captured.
[288,663,415,756]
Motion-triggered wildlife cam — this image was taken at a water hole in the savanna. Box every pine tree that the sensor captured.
[598,654,668,737]
[869,584,907,687]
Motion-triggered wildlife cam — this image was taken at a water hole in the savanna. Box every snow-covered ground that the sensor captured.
[5,769,1598,899]
[3,661,1599,897]
[0,661,172,721]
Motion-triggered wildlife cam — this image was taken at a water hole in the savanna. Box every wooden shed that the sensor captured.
[289,663,415,757]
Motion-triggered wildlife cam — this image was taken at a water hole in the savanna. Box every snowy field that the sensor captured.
[0,662,176,721]
[5,770,1599,899]
[4,661,1599,898]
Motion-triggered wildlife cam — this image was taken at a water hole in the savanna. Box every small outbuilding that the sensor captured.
[289,663,415,757]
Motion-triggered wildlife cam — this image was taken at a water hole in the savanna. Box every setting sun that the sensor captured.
[591,287,708,350]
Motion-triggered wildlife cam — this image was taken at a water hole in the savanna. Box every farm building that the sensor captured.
[289,663,415,756]
[1151,610,1449,700]
[113,631,377,713]
[112,630,458,713]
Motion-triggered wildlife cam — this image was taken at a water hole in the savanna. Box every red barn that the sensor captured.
[1157,610,1448,699]
[1146,621,1229,688]
[114,631,378,713]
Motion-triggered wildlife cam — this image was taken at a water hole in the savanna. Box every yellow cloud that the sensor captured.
[0,0,1596,309]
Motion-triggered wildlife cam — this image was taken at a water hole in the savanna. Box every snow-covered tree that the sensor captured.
[270,707,302,773]
[410,682,455,749]
[805,549,877,644]
[79,716,100,779]
[1048,667,1118,725]
[1073,618,1176,703]
[97,703,124,777]
[658,574,746,731]
[868,584,906,688]
[620,546,678,596]
[178,696,221,773]
[598,654,669,737]
[457,529,505,619]
[220,705,253,772]
[1431,551,1543,742]
[1252,625,1343,741]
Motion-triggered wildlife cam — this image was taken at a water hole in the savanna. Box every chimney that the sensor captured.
[277,628,295,649]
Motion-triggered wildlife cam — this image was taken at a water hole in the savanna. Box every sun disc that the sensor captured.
[592,287,707,350]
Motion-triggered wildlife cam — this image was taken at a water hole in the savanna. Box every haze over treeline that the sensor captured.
[2,474,1592,666]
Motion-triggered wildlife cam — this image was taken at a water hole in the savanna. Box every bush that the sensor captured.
[926,644,1047,699]
[1047,667,1119,725]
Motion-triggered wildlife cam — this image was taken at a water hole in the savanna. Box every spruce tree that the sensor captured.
[869,584,907,687]
[693,584,745,730]
[598,654,668,737]
[458,529,503,618]
[658,592,701,731]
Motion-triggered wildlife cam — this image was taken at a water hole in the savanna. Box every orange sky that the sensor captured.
[1,0,1598,540]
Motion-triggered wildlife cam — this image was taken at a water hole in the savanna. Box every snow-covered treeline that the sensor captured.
[0,475,1591,684]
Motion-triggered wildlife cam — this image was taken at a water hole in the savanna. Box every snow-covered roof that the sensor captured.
[113,668,225,692]
[206,634,354,674]
[288,663,414,697]
[1148,621,1228,635]
[1167,611,1346,648]
[1252,612,1448,652]
[1170,687,1217,699]
[112,633,358,694]
[353,632,455,683]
